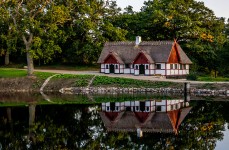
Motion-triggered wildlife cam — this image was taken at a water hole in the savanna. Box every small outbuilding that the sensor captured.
[97,36,192,78]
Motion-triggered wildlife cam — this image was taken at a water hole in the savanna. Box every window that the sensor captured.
[145,65,149,69]
[171,105,174,110]
[125,64,130,68]
[170,64,173,69]
[183,65,186,69]
[136,65,138,69]
[106,65,108,69]
[115,65,118,69]
[180,64,183,70]
[175,64,178,69]
[176,104,178,109]
[136,106,139,111]
[156,64,161,69]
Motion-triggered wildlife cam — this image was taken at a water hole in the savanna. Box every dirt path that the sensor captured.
[33,69,229,84]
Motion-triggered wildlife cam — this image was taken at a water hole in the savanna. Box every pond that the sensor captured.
[0,93,228,149]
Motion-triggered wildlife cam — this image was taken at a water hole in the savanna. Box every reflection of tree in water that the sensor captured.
[0,101,227,149]
[163,101,225,150]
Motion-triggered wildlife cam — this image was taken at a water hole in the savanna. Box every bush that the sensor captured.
[187,72,198,81]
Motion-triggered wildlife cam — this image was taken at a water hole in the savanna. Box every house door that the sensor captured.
[139,64,145,75]
[109,64,114,73]
[140,102,145,111]
[126,107,131,111]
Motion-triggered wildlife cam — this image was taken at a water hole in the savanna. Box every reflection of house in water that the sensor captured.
[99,100,192,136]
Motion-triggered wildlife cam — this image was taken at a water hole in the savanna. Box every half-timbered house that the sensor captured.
[97,36,192,78]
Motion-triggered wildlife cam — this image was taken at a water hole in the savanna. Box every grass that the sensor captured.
[0,68,56,79]
[34,72,56,79]
[197,76,229,82]
[0,68,27,78]
[54,74,94,87]
[0,68,180,88]
[92,76,177,88]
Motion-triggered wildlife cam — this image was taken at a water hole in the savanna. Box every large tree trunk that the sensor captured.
[4,50,10,65]
[23,34,34,76]
[26,50,34,76]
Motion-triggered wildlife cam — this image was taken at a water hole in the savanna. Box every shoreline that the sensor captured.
[0,76,228,97]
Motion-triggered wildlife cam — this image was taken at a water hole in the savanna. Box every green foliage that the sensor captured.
[54,74,93,79]
[0,0,228,77]
[34,72,56,80]
[187,72,198,81]
[112,0,226,75]
[92,76,176,88]
[57,0,127,65]
[54,74,94,87]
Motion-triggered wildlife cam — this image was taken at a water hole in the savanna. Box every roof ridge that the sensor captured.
[105,41,134,46]
[105,41,173,46]
[140,41,173,45]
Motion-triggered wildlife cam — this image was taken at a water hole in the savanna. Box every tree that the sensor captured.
[0,2,18,65]
[56,0,126,65]
[1,0,70,75]
[113,0,226,74]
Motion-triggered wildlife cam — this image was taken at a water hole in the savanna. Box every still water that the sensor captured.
[0,93,228,150]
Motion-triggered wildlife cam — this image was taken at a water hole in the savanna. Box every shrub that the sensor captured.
[187,72,198,81]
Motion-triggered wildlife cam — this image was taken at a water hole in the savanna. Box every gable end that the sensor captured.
[167,43,181,63]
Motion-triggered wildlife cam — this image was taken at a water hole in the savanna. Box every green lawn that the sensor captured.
[197,76,229,82]
[92,76,178,88]
[0,68,55,78]
[0,68,27,78]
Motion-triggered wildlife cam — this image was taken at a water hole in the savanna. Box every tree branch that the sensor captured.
[31,0,52,19]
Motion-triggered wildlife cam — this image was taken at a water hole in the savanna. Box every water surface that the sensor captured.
[0,93,228,149]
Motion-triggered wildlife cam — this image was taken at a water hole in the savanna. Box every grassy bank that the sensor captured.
[197,76,229,82]
[0,68,228,92]
[0,68,55,79]
[0,68,181,92]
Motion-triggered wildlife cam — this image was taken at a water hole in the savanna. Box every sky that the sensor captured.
[116,0,229,20]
